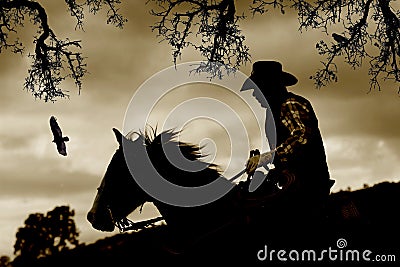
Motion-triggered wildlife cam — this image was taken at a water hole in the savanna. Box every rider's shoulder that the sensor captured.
[283,92,311,107]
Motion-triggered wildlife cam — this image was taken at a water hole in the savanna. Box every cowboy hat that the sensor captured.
[241,61,298,91]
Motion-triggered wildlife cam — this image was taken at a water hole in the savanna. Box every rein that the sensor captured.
[107,206,164,233]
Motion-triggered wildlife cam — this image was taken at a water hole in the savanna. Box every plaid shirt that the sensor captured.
[274,95,312,163]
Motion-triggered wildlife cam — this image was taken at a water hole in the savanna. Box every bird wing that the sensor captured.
[49,116,69,156]
[49,116,63,139]
[56,141,67,156]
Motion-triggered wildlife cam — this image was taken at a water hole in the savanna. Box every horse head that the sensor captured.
[88,127,238,234]
[87,128,149,232]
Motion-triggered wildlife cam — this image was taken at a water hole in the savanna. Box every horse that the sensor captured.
[87,128,304,257]
[88,129,250,244]
[87,128,391,262]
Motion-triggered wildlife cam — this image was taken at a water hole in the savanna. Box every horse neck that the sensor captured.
[143,132,238,232]
[151,186,239,236]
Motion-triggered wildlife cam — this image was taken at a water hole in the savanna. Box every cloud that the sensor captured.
[0,134,32,151]
[0,168,98,198]
[325,136,400,191]
[312,90,400,140]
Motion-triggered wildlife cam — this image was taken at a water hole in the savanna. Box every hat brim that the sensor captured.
[281,72,298,86]
[241,71,298,91]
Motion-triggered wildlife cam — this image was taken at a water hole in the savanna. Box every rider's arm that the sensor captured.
[246,98,312,174]
[274,98,311,163]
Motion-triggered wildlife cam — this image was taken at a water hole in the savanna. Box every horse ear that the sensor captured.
[112,128,123,146]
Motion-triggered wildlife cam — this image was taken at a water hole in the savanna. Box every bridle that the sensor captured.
[97,181,164,233]
[107,205,163,232]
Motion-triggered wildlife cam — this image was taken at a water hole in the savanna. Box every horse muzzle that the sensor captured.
[87,210,115,232]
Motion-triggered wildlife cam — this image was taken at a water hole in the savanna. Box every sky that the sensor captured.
[1,0,399,258]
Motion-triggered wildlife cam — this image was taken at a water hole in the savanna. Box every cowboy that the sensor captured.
[241,61,334,244]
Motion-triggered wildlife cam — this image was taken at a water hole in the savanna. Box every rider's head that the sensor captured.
[241,61,297,106]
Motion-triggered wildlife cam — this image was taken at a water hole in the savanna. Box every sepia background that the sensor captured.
[1,0,399,257]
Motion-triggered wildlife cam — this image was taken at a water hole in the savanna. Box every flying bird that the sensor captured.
[49,116,69,156]
[332,33,348,44]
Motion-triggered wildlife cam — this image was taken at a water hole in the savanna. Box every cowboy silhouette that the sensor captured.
[241,61,335,246]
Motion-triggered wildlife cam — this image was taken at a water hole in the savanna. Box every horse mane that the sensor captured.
[126,127,222,187]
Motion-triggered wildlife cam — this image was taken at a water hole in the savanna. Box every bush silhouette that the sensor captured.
[12,206,80,267]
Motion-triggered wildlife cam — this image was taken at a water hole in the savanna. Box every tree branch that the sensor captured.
[0,0,126,102]
[150,0,400,92]
[148,0,250,78]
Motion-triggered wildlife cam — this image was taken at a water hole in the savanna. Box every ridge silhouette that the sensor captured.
[11,181,400,267]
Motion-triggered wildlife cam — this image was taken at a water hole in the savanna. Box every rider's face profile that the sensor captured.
[251,88,268,108]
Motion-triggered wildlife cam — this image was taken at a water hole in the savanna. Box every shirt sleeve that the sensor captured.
[275,99,311,162]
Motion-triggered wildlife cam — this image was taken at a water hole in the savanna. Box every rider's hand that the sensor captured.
[245,152,274,174]
[245,155,260,175]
